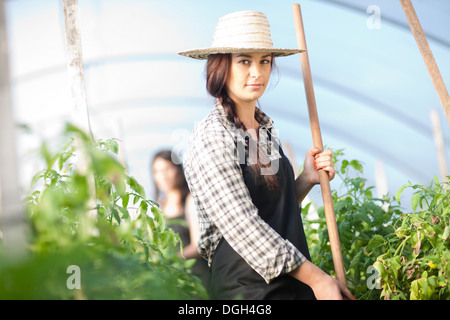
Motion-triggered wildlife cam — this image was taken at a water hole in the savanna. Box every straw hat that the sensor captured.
[178,10,303,60]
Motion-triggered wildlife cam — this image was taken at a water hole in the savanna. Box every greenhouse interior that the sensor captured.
[0,0,449,301]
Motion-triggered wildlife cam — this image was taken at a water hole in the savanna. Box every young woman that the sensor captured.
[179,10,353,300]
[151,150,210,288]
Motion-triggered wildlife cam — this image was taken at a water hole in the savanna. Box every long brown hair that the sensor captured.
[206,54,279,190]
[151,150,190,208]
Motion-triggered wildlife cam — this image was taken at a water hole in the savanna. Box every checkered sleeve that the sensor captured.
[186,124,306,284]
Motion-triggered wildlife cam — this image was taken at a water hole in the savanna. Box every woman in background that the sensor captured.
[151,150,210,289]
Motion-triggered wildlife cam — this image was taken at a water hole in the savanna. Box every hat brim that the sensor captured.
[178,47,305,60]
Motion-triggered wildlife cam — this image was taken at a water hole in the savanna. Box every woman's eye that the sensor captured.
[239,60,250,65]
[261,59,271,64]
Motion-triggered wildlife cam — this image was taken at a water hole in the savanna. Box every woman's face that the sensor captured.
[226,52,272,105]
[152,158,178,192]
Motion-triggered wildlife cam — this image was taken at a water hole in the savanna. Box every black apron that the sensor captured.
[209,133,316,300]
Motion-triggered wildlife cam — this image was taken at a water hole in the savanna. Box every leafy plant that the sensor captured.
[373,178,449,300]
[302,149,402,299]
[0,123,208,299]
[302,150,449,300]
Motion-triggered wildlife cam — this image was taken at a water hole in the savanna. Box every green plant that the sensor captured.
[373,178,449,300]
[302,149,402,299]
[302,150,449,300]
[0,123,208,299]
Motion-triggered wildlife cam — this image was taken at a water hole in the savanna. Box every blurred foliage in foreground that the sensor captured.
[0,124,208,299]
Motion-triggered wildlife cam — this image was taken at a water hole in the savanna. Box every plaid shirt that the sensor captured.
[183,101,306,284]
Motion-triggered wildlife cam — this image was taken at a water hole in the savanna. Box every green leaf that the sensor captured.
[31,169,45,186]
[151,206,165,230]
[364,189,373,199]
[106,139,119,154]
[395,184,408,204]
[390,256,401,279]
[97,205,107,218]
[338,220,353,246]
[334,200,349,214]
[368,203,384,223]
[159,231,171,249]
[317,206,325,219]
[129,176,146,199]
[118,206,130,220]
[428,276,437,287]
[367,234,385,252]
[433,175,440,187]
[410,279,421,300]
[139,201,148,216]
[341,160,349,174]
[112,207,121,224]
[411,192,421,212]
[440,225,450,241]
[349,160,363,173]
[353,211,371,225]
[350,250,363,269]
[58,148,74,171]
[64,122,91,143]
[122,194,130,208]
[302,202,312,216]
[373,261,386,279]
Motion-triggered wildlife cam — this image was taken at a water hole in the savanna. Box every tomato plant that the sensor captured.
[374,178,449,300]
[302,150,449,300]
[302,150,402,299]
[0,123,208,299]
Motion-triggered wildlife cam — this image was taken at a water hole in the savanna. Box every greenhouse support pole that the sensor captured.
[0,0,28,257]
[430,109,448,182]
[62,0,93,137]
[117,118,129,173]
[375,159,389,211]
[62,0,97,216]
[292,3,347,286]
[400,0,450,126]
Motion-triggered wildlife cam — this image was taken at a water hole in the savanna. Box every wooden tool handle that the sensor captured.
[292,3,347,286]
